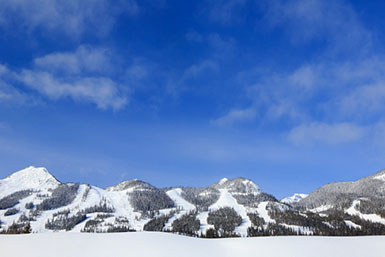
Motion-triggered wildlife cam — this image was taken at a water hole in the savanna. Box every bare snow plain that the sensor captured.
[0,232,384,257]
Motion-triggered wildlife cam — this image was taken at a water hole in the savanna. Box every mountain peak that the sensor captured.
[106,179,154,191]
[4,166,59,183]
[0,166,60,196]
[213,177,261,195]
[370,169,385,182]
[281,193,308,204]
[217,178,229,185]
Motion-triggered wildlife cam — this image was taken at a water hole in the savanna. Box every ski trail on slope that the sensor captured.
[256,201,275,224]
[346,200,385,225]
[164,188,196,230]
[208,189,251,237]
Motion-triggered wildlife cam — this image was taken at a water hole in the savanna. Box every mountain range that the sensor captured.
[1,166,385,237]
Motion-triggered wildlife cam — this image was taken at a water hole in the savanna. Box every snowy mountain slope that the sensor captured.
[1,166,385,237]
[207,189,251,237]
[105,179,154,192]
[281,193,308,205]
[296,169,385,211]
[213,177,261,196]
[0,166,60,198]
[345,200,385,225]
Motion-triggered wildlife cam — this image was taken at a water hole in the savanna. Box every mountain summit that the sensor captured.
[213,177,261,195]
[0,166,60,198]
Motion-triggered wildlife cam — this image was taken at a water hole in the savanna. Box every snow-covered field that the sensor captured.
[0,232,384,257]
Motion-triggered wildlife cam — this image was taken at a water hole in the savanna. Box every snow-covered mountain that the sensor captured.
[281,193,308,204]
[0,166,60,199]
[213,177,261,195]
[296,169,385,210]
[1,166,385,237]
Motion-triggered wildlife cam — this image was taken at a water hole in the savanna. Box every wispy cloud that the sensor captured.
[0,65,31,105]
[167,60,218,96]
[262,0,371,51]
[0,0,139,38]
[288,122,364,145]
[213,0,385,148]
[33,46,114,75]
[169,33,235,96]
[18,71,127,110]
[1,46,130,110]
[206,0,247,24]
[212,107,257,127]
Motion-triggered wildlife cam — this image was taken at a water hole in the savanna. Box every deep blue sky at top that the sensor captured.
[1,0,385,198]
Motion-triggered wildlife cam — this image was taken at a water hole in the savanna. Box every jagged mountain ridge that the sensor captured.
[1,166,385,237]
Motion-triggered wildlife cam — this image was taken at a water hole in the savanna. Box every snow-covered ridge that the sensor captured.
[2,166,385,237]
[281,193,308,204]
[0,166,60,198]
[374,173,385,182]
[0,166,269,235]
[213,177,261,195]
[105,179,154,192]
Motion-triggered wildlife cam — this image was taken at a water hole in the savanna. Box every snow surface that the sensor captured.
[346,200,385,225]
[240,179,261,195]
[214,178,261,195]
[308,204,333,213]
[208,189,251,237]
[0,166,60,198]
[374,173,385,182]
[0,167,149,232]
[166,188,195,212]
[281,193,308,204]
[256,201,275,224]
[344,220,361,229]
[164,188,196,230]
[218,178,229,185]
[0,233,384,257]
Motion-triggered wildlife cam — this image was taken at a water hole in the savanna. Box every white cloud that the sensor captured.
[0,81,25,103]
[0,0,139,38]
[337,83,385,119]
[288,65,318,91]
[168,60,218,96]
[207,0,247,24]
[0,46,129,110]
[125,64,148,81]
[220,51,385,126]
[182,60,218,81]
[227,65,319,124]
[18,70,127,110]
[34,46,113,75]
[0,65,30,104]
[262,0,371,50]
[168,33,234,96]
[212,107,257,127]
[288,122,364,145]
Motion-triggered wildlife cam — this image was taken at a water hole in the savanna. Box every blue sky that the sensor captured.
[1,0,385,198]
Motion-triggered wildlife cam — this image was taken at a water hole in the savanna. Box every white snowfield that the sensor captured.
[0,232,384,257]
[281,193,308,204]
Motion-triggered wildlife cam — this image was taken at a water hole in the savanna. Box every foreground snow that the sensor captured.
[0,232,384,257]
